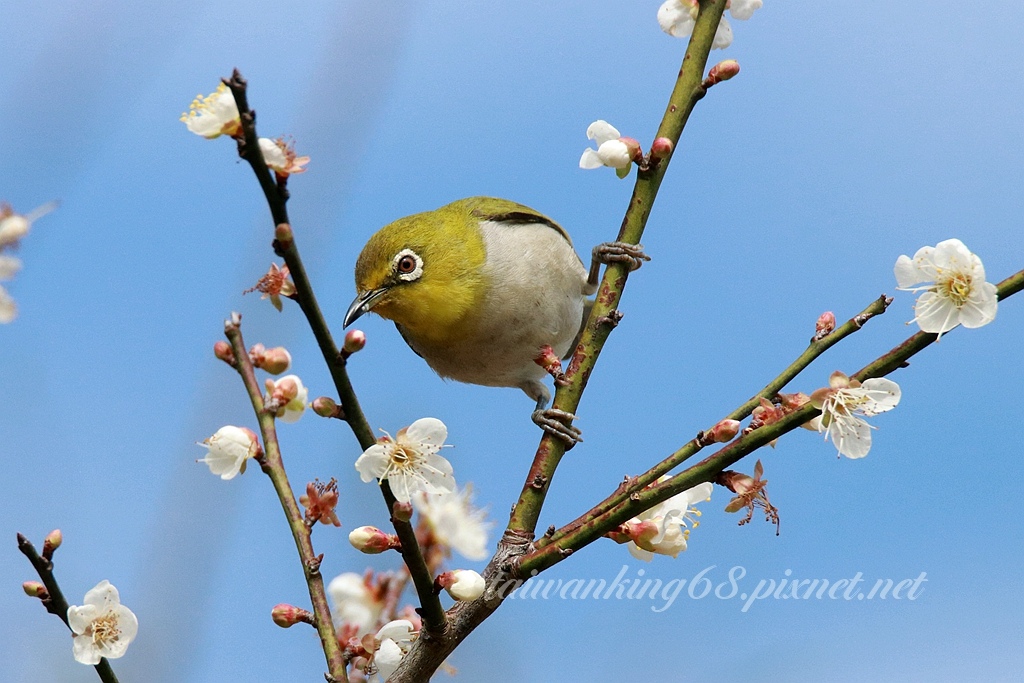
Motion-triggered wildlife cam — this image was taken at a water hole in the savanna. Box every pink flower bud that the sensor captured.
[649,137,674,162]
[260,347,292,375]
[815,311,836,340]
[708,419,741,443]
[342,329,367,356]
[213,341,235,365]
[22,581,47,598]
[271,603,313,628]
[311,396,341,418]
[704,60,740,87]
[42,529,62,560]
[348,526,400,554]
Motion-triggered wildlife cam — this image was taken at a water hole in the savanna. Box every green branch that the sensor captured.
[506,0,730,537]
[538,294,891,549]
[521,267,1024,574]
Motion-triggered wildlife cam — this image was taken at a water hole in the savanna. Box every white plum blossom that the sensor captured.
[412,486,491,561]
[894,238,998,337]
[196,426,260,479]
[355,418,456,503]
[624,480,713,561]
[657,0,762,50]
[579,120,636,177]
[327,572,382,633]
[67,580,138,665]
[180,83,242,139]
[372,620,416,681]
[259,137,310,176]
[0,202,57,323]
[810,371,901,459]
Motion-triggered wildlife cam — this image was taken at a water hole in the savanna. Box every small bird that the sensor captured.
[344,197,648,445]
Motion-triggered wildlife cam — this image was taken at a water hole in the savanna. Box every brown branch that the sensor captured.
[223,314,348,682]
[224,71,445,634]
[17,533,121,683]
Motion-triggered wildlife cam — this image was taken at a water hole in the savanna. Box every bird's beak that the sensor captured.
[344,287,389,327]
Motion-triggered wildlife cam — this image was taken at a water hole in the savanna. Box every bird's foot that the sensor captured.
[593,241,651,272]
[534,345,570,386]
[532,407,582,448]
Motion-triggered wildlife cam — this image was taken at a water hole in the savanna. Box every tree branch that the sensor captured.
[223,72,445,633]
[520,267,1024,574]
[506,0,730,537]
[223,314,348,682]
[538,293,891,549]
[17,533,121,683]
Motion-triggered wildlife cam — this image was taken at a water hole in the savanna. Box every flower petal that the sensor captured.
[586,120,620,145]
[894,254,925,288]
[402,417,448,449]
[958,281,998,328]
[857,378,901,415]
[914,290,960,334]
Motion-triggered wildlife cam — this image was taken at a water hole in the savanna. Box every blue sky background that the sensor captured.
[3,1,1023,681]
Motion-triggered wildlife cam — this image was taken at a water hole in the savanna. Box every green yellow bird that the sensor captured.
[344,197,648,445]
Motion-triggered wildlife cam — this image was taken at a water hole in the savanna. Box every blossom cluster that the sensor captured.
[0,202,56,323]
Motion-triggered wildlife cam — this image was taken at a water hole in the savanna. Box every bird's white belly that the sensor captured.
[414,220,589,389]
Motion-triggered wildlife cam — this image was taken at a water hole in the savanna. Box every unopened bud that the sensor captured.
[258,346,292,375]
[704,60,740,88]
[311,396,342,418]
[214,341,235,365]
[274,223,293,243]
[814,311,836,340]
[342,329,366,356]
[271,603,313,628]
[392,500,413,523]
[435,569,486,601]
[348,526,400,554]
[42,529,62,559]
[22,581,48,598]
[649,137,674,163]
[708,419,741,443]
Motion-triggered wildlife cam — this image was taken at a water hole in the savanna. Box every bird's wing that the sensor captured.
[462,197,574,247]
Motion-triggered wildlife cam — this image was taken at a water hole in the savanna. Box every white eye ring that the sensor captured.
[393,248,424,282]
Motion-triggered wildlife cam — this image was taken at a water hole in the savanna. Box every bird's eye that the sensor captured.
[397,255,418,274]
[392,248,423,281]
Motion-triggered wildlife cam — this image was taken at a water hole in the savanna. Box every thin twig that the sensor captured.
[222,71,445,633]
[223,314,348,682]
[520,267,1024,574]
[17,533,121,683]
[538,294,891,549]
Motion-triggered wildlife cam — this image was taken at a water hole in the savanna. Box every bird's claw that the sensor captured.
[532,408,583,448]
[593,241,651,272]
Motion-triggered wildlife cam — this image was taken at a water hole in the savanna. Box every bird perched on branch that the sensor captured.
[344,197,648,445]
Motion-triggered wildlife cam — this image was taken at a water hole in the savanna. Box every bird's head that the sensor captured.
[345,202,488,342]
